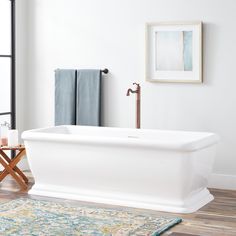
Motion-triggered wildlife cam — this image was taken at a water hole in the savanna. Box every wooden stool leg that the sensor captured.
[0,150,28,183]
[0,157,27,190]
[0,150,27,189]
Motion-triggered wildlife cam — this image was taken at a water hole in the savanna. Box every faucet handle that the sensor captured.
[133,82,140,88]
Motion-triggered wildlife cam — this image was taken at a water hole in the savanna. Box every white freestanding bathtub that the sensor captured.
[22,125,219,213]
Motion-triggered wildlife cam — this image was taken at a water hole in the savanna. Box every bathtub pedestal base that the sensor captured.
[29,184,214,213]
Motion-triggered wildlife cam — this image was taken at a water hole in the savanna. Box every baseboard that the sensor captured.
[208,173,236,190]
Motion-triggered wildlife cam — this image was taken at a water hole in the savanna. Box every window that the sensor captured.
[0,0,15,129]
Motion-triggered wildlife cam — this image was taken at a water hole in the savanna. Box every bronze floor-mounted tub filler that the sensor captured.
[126,83,141,129]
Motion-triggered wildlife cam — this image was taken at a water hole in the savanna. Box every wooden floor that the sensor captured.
[0,172,235,236]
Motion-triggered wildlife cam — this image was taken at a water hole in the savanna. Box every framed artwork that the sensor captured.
[145,22,202,83]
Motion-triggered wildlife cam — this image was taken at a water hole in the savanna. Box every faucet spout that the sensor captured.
[126,88,136,96]
[126,89,131,96]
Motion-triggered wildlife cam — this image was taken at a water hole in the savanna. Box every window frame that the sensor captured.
[0,0,16,129]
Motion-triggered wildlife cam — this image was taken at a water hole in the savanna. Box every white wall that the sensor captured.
[16,0,28,136]
[18,0,236,188]
[16,0,29,170]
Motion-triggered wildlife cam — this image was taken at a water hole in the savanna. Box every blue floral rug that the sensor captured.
[0,198,181,236]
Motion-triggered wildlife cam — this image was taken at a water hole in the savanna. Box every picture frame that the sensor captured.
[145,21,202,83]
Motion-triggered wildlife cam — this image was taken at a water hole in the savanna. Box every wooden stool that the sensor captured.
[0,145,28,190]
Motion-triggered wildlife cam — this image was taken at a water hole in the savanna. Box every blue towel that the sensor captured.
[76,69,101,126]
[55,69,76,125]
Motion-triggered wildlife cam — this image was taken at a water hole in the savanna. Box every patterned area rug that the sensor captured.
[0,198,181,236]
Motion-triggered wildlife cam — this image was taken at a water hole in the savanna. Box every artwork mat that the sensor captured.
[145,21,202,83]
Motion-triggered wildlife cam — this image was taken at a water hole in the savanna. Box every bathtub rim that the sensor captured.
[22,125,220,152]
